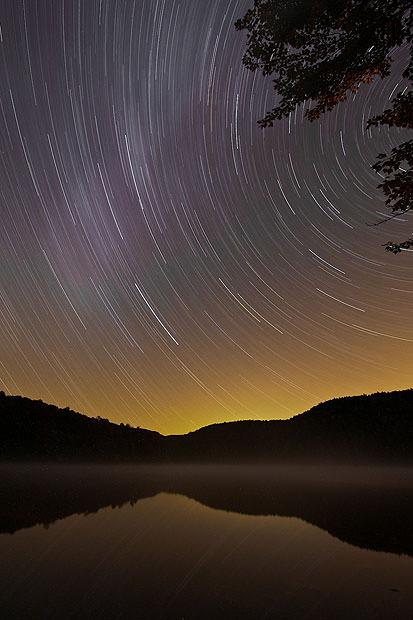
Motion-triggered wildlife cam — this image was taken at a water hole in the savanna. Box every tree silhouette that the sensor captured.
[235,0,412,252]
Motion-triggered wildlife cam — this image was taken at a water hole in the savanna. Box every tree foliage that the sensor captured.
[235,0,413,252]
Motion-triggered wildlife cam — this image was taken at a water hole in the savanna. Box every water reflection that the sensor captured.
[1,465,413,618]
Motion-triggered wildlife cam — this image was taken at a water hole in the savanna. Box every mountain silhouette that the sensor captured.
[1,388,412,463]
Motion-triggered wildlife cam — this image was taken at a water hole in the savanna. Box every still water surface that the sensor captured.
[0,464,412,619]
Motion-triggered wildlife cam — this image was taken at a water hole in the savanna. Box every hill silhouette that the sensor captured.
[0,391,161,462]
[1,388,412,463]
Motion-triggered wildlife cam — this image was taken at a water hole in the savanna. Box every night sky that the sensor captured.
[0,0,412,434]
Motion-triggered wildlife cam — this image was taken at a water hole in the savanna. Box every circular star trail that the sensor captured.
[0,0,412,433]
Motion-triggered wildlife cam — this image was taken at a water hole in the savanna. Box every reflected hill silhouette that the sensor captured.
[1,464,412,557]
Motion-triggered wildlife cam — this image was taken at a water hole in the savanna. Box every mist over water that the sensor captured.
[1,464,413,619]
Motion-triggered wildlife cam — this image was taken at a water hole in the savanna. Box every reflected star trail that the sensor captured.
[0,0,412,433]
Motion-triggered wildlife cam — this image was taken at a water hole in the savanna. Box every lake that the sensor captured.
[0,464,412,619]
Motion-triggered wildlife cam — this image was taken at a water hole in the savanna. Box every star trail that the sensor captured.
[0,0,412,434]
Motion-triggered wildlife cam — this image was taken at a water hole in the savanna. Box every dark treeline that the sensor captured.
[1,388,412,463]
[0,391,161,462]
[170,389,413,463]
